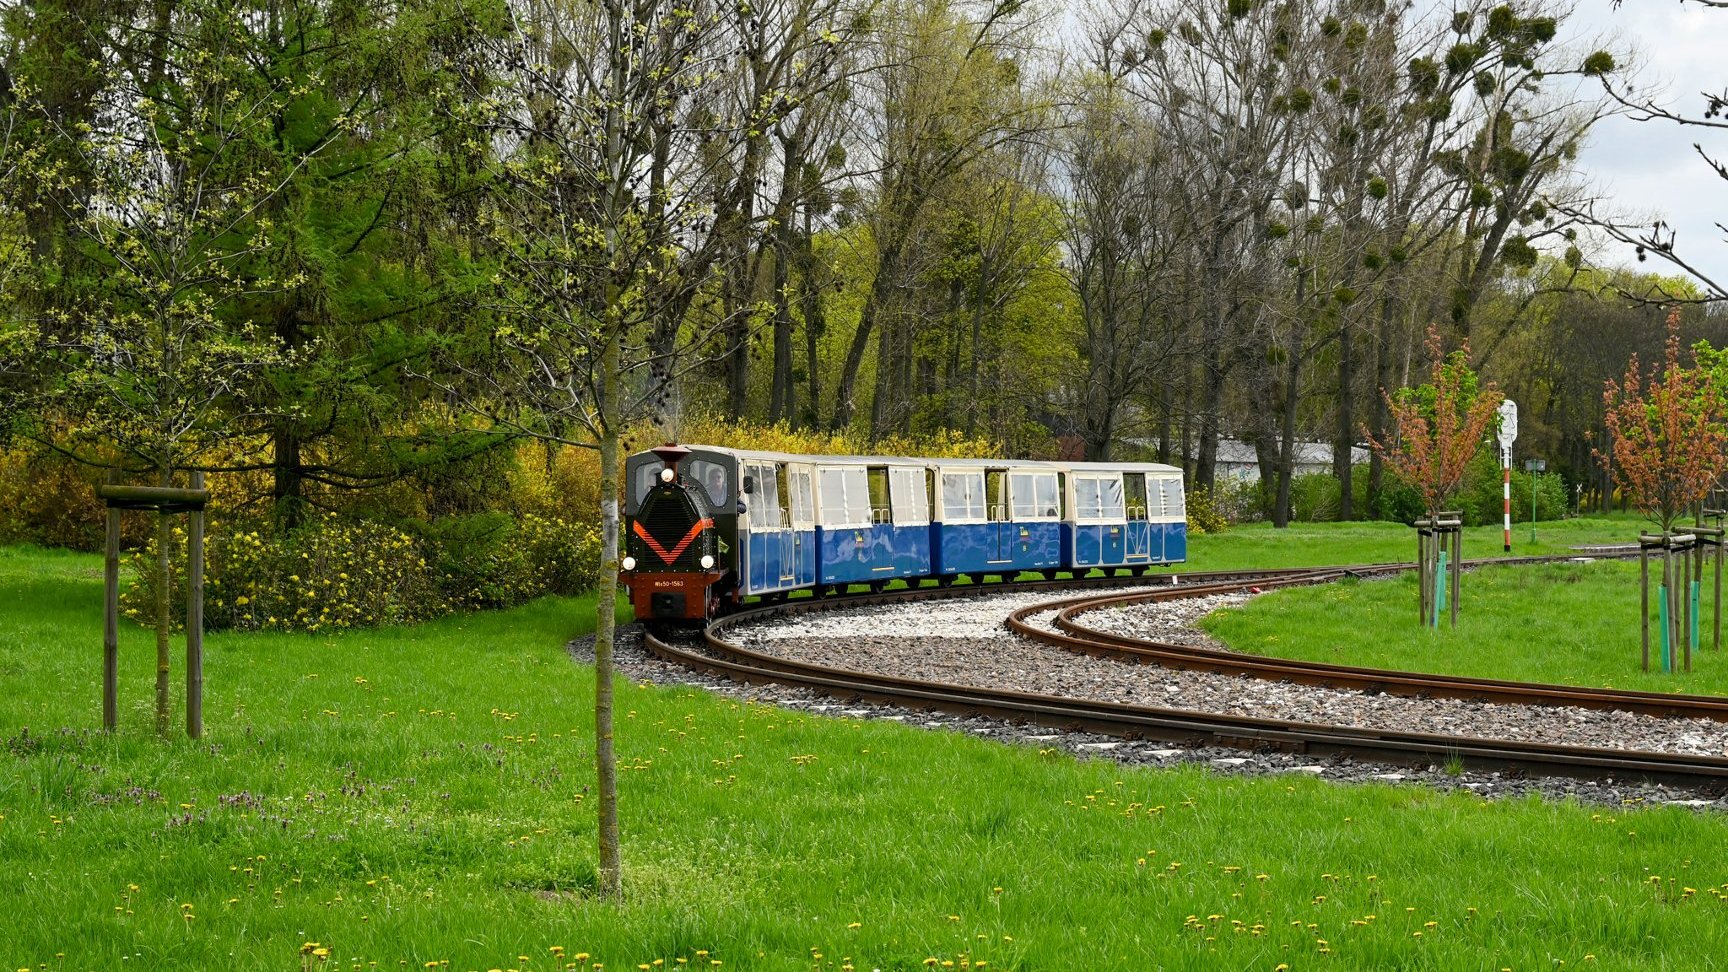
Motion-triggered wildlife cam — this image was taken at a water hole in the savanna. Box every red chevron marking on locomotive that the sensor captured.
[632,518,713,565]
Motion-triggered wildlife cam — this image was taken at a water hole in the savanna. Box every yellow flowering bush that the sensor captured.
[123,514,447,632]
[1185,488,1229,536]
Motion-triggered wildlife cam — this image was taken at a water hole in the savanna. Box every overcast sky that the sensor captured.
[1568,0,1727,294]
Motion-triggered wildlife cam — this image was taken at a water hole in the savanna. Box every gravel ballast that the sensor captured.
[571,586,1728,807]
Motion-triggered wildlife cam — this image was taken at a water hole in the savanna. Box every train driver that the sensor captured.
[704,465,728,507]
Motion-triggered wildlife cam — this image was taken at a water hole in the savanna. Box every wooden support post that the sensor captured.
[187,470,205,740]
[1640,542,1650,672]
[1416,522,1430,626]
[103,470,120,731]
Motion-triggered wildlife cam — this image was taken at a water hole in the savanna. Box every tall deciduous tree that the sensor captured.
[1060,52,1190,461]
[828,0,1049,437]
[449,0,846,898]
[9,1,343,734]
[1574,0,1727,304]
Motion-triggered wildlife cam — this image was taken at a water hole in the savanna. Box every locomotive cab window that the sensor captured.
[690,459,729,508]
[632,463,660,506]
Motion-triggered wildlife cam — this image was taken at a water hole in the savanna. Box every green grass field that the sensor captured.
[7,521,1728,970]
[1200,521,1728,695]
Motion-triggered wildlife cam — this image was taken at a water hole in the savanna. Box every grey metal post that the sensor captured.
[1450,521,1461,627]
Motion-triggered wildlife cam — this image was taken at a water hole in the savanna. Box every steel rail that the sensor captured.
[638,556,1728,789]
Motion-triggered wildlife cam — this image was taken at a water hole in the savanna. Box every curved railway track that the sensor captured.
[642,556,1728,791]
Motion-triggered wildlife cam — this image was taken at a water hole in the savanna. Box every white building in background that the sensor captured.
[1205,439,1370,482]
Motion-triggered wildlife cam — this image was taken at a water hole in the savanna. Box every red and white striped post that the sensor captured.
[1496,399,1517,554]
[1502,448,1512,552]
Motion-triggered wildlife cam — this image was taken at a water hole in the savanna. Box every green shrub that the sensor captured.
[1462,450,1569,526]
[413,511,601,610]
[1289,473,1343,522]
[1374,471,1426,523]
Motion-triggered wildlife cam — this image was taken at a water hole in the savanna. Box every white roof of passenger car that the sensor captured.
[1062,460,1184,475]
[670,446,1180,477]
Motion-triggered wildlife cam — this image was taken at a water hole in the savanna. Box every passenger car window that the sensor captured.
[844,468,871,524]
[750,463,783,530]
[889,467,928,525]
[941,472,985,521]
[1036,475,1060,518]
[1009,473,1038,519]
[1075,478,1102,519]
[818,468,848,524]
[1102,477,1125,518]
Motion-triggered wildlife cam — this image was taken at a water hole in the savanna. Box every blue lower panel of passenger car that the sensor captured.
[817,525,932,585]
[933,522,1061,575]
[741,529,817,595]
[1161,522,1187,562]
[1068,523,1129,568]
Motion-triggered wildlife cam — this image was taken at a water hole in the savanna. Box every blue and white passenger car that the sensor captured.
[929,460,1065,576]
[1062,462,1188,571]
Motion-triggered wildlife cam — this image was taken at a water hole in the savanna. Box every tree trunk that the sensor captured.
[272,294,307,529]
[594,320,623,899]
[272,421,305,530]
[831,243,900,432]
[964,301,986,438]
[1271,314,1307,528]
[1196,346,1226,489]
[724,244,753,420]
[799,216,824,431]
[1368,291,1397,516]
[1335,316,1355,520]
[769,242,794,423]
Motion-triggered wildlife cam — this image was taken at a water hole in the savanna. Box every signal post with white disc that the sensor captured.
[1497,399,1517,553]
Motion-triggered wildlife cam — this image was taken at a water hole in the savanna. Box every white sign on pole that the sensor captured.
[1496,399,1518,447]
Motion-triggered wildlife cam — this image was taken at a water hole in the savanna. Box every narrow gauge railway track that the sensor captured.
[642,555,1728,789]
[1016,565,1728,723]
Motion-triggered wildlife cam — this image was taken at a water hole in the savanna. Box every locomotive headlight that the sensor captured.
[659,467,676,483]
[621,556,636,571]
[700,554,716,570]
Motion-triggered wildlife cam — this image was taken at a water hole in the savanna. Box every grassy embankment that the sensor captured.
[6,519,1728,970]
[1201,515,1728,694]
